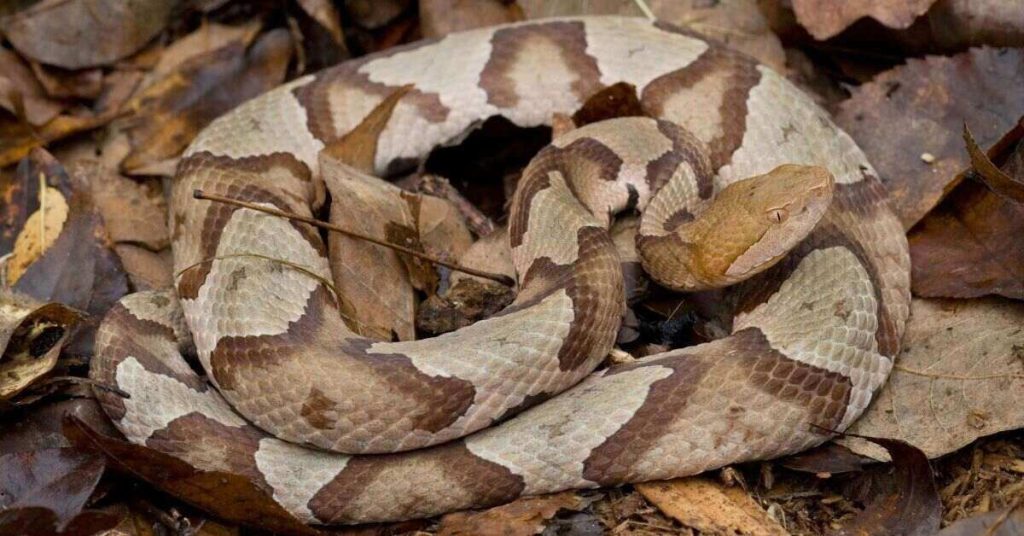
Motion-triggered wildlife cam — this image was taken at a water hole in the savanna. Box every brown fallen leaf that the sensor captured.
[0,0,176,69]
[13,176,130,357]
[122,28,293,174]
[0,447,119,536]
[149,20,264,81]
[5,179,70,285]
[0,107,120,168]
[322,157,471,341]
[0,398,117,455]
[343,0,413,30]
[935,505,1024,536]
[436,491,586,536]
[62,417,318,536]
[296,0,346,46]
[835,48,1024,229]
[28,63,103,100]
[637,478,789,536]
[928,0,1024,49]
[0,47,64,126]
[0,291,81,402]
[420,0,524,39]
[909,121,1024,299]
[843,298,1024,460]
[832,436,941,536]
[791,0,937,40]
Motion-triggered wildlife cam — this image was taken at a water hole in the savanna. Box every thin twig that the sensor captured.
[193,190,516,287]
[631,0,655,21]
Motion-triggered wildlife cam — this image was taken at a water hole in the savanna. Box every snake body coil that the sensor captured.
[91,17,910,524]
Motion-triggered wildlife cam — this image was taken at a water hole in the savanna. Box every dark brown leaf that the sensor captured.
[62,417,319,536]
[782,443,873,475]
[572,82,645,128]
[0,0,177,69]
[936,506,1024,536]
[928,0,1024,49]
[0,47,64,126]
[0,399,117,455]
[295,0,346,45]
[909,121,1024,299]
[836,48,1024,229]
[420,0,524,39]
[0,447,117,536]
[28,63,103,100]
[122,28,293,174]
[833,437,941,536]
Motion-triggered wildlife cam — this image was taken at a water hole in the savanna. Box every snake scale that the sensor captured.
[90,17,911,525]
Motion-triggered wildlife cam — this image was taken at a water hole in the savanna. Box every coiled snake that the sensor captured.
[91,16,911,525]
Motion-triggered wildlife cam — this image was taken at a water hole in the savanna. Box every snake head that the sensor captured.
[720,164,835,281]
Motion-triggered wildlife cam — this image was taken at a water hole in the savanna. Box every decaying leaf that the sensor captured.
[0,0,177,69]
[322,155,471,341]
[6,182,69,285]
[0,291,80,401]
[0,48,64,126]
[436,491,586,536]
[791,0,937,40]
[936,506,1024,536]
[0,109,121,168]
[148,20,264,81]
[1,149,74,267]
[836,48,1024,229]
[0,447,117,536]
[343,0,412,30]
[122,28,293,174]
[832,437,941,536]
[928,0,1024,49]
[13,181,130,357]
[27,63,103,101]
[843,298,1024,460]
[637,478,789,536]
[420,0,524,38]
[909,121,1024,299]
[62,417,318,536]
[0,398,117,454]
[296,0,346,45]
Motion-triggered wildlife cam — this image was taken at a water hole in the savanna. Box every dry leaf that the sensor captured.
[909,121,1024,299]
[0,291,80,401]
[7,186,68,284]
[791,0,937,40]
[122,29,293,174]
[637,478,789,536]
[0,48,64,126]
[0,107,119,168]
[0,0,176,69]
[833,437,941,536]
[28,63,102,100]
[0,398,117,454]
[936,506,1024,536]
[343,0,412,29]
[0,447,118,536]
[148,21,263,81]
[62,417,318,536]
[928,0,1024,49]
[836,48,1024,229]
[843,298,1024,460]
[436,491,586,536]
[420,0,524,39]
[296,0,345,45]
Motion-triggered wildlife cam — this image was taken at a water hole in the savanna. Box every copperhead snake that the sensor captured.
[90,17,911,525]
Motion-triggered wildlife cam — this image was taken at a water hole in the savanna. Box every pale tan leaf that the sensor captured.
[843,298,1024,460]
[791,0,937,40]
[637,478,790,536]
[436,492,585,536]
[0,291,80,400]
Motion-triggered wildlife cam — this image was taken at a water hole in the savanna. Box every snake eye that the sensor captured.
[767,208,788,223]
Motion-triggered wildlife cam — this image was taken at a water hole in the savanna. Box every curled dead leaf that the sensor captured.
[0,0,176,69]
[791,0,937,40]
[0,291,81,401]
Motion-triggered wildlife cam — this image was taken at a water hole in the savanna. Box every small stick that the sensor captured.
[193,190,516,287]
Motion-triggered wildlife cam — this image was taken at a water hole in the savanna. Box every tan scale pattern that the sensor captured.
[90,17,912,525]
